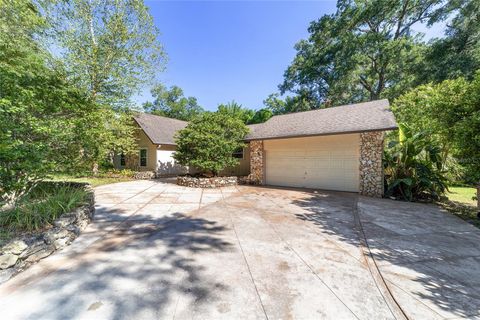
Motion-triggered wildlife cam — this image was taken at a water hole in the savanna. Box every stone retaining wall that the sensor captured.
[0,183,95,284]
[359,131,385,197]
[133,171,156,180]
[177,176,238,188]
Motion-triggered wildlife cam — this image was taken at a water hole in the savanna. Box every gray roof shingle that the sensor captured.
[133,113,187,145]
[245,99,397,140]
[135,100,397,145]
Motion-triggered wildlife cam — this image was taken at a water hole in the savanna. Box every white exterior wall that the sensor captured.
[156,145,188,176]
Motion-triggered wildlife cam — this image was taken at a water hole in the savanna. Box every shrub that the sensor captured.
[392,73,480,184]
[99,169,136,178]
[0,183,88,232]
[384,124,449,201]
[174,112,249,176]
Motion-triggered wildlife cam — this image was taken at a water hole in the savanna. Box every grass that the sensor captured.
[0,183,89,244]
[440,185,479,229]
[446,186,477,206]
[0,230,11,247]
[51,174,134,187]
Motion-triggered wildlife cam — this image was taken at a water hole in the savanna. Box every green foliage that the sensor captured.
[417,0,480,84]
[249,108,273,124]
[40,0,152,171]
[51,170,135,187]
[263,93,287,114]
[144,84,204,121]
[0,0,89,205]
[217,101,273,124]
[100,169,136,178]
[67,107,138,173]
[384,124,448,201]
[43,0,167,108]
[392,72,480,183]
[173,113,249,175]
[263,93,319,115]
[0,0,139,205]
[280,0,451,107]
[217,101,255,124]
[0,183,88,232]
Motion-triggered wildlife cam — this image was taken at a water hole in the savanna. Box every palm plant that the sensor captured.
[384,124,448,201]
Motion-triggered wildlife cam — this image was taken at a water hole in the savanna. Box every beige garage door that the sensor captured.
[264,134,360,192]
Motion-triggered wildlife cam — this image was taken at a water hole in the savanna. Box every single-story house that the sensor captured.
[114,99,397,197]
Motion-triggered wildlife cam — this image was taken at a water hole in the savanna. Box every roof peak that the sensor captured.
[134,112,188,124]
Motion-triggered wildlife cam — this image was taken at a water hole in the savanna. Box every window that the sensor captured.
[140,149,147,167]
[120,153,126,166]
[232,147,244,159]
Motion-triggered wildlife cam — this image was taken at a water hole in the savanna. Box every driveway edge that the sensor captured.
[353,196,409,320]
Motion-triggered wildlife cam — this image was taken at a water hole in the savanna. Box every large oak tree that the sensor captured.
[280,0,452,108]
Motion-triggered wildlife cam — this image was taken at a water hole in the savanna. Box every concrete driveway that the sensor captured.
[0,180,479,319]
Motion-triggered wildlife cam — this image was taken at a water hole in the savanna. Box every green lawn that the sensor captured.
[441,186,478,229]
[446,186,477,206]
[51,175,134,187]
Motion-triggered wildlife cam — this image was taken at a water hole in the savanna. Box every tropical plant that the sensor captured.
[392,72,480,184]
[217,101,255,124]
[173,113,249,176]
[144,84,204,121]
[249,108,273,124]
[384,124,448,201]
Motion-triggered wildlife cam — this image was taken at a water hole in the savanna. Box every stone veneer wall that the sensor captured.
[0,183,95,284]
[359,131,385,197]
[247,140,264,184]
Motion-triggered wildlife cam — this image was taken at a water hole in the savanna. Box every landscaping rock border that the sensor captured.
[133,171,157,180]
[177,176,238,188]
[0,182,95,284]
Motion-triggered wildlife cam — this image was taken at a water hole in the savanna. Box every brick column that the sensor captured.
[248,140,264,184]
[359,132,384,197]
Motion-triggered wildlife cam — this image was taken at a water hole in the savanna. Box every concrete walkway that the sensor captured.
[0,180,478,319]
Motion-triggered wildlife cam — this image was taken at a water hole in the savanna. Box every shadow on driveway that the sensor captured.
[292,191,480,319]
[1,209,231,320]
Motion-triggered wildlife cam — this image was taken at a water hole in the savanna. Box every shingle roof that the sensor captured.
[135,100,397,145]
[245,99,397,140]
[133,113,187,145]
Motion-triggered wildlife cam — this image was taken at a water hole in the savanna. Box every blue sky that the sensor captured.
[136,1,445,111]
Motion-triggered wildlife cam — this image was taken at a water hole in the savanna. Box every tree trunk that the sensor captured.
[92,162,99,176]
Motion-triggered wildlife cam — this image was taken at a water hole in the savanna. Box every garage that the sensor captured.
[244,100,398,196]
[264,134,360,192]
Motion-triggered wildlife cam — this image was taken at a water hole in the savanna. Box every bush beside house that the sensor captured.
[173,112,249,177]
